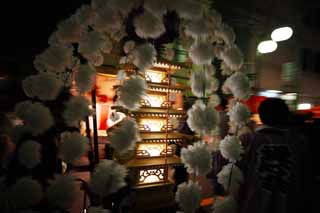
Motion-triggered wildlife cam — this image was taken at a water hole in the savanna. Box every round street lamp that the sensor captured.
[271,26,293,42]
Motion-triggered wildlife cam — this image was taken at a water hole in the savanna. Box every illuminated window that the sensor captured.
[137,143,173,158]
[145,69,167,83]
[142,94,167,108]
[139,118,169,132]
[139,168,165,184]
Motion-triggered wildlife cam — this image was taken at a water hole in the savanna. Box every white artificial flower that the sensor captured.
[90,160,127,196]
[221,45,244,71]
[33,45,74,73]
[18,140,41,169]
[172,0,202,20]
[219,135,243,162]
[8,177,43,209]
[228,102,251,127]
[213,196,237,213]
[116,70,127,81]
[181,141,212,175]
[217,163,244,194]
[175,181,201,213]
[208,9,222,27]
[134,11,166,39]
[131,43,156,72]
[213,45,225,60]
[108,0,136,16]
[14,101,54,136]
[223,72,251,100]
[73,5,94,25]
[144,0,167,17]
[75,63,96,93]
[215,23,236,45]
[78,31,107,56]
[185,18,211,39]
[92,5,122,34]
[63,96,90,127]
[188,41,214,65]
[123,40,135,54]
[208,94,221,107]
[118,75,147,110]
[50,17,83,45]
[22,72,63,101]
[109,119,140,154]
[221,62,234,76]
[85,52,104,66]
[190,69,218,98]
[59,131,89,163]
[46,175,76,209]
[88,206,111,213]
[187,100,219,135]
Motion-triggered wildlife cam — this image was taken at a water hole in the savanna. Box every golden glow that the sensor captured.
[145,69,167,83]
[251,113,262,125]
[144,94,166,107]
[139,168,165,184]
[139,118,166,132]
[137,143,172,157]
[152,62,181,70]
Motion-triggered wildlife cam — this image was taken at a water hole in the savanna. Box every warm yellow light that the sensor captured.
[139,168,165,184]
[137,144,172,157]
[297,103,312,110]
[145,69,166,83]
[144,94,166,107]
[139,119,166,132]
[271,27,293,42]
[152,62,181,70]
[257,40,277,54]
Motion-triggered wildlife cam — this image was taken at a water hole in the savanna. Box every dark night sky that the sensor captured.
[0,0,88,62]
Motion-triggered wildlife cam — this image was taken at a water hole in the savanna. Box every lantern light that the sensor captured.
[297,103,312,110]
[257,40,278,54]
[271,27,293,42]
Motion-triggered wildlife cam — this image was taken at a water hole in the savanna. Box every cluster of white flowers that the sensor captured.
[46,175,77,209]
[228,102,251,127]
[188,41,214,65]
[173,0,202,20]
[63,96,90,127]
[22,72,63,101]
[123,40,135,54]
[18,140,41,169]
[134,11,166,39]
[208,94,221,107]
[175,181,201,213]
[75,63,96,93]
[213,196,238,213]
[59,131,89,164]
[8,177,43,209]
[185,18,211,39]
[217,163,244,195]
[223,72,251,100]
[181,141,212,175]
[90,160,127,196]
[187,100,219,135]
[220,45,244,71]
[219,135,243,162]
[109,119,140,154]
[14,101,54,136]
[190,69,218,98]
[131,43,157,72]
[215,24,236,45]
[118,75,147,110]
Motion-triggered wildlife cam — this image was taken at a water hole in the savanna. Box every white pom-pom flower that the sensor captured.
[90,160,127,196]
[18,140,41,169]
[144,0,167,17]
[92,5,122,34]
[221,45,244,71]
[173,0,202,20]
[33,45,74,73]
[228,102,251,127]
[88,206,111,213]
[59,131,89,164]
[215,24,236,45]
[217,163,244,194]
[185,18,211,39]
[75,63,96,93]
[223,72,250,100]
[219,135,243,162]
[50,17,84,44]
[22,72,63,101]
[108,0,136,16]
[109,119,140,154]
[134,11,165,39]
[118,75,147,110]
[190,69,218,98]
[188,41,214,65]
[213,196,238,213]
[123,40,135,54]
[79,31,108,56]
[175,181,201,213]
[116,70,127,81]
[46,175,76,209]
[131,43,157,72]
[85,52,104,66]
[14,101,54,136]
[221,62,234,76]
[181,141,212,175]
[63,96,90,127]
[187,100,219,135]
[208,94,221,107]
[8,177,43,209]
